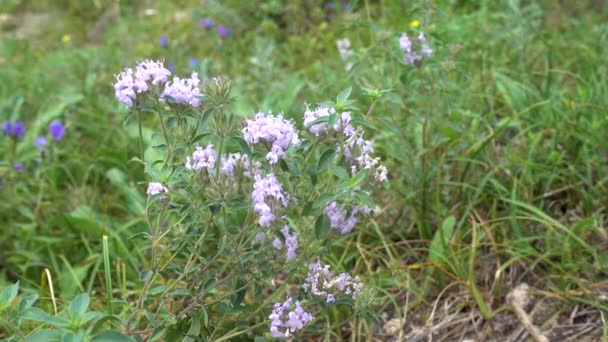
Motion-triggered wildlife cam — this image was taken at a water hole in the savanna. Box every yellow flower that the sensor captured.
[62,34,71,43]
[410,20,420,28]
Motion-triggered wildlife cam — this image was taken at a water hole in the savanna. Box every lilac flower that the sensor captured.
[2,121,12,136]
[168,62,176,73]
[219,153,260,178]
[49,121,65,141]
[255,232,266,243]
[35,136,47,152]
[3,121,26,139]
[251,174,288,227]
[147,182,168,196]
[272,226,299,261]
[269,298,313,339]
[185,145,217,171]
[13,162,24,172]
[342,2,349,10]
[114,60,171,107]
[399,31,432,65]
[200,18,214,29]
[303,105,354,137]
[217,25,231,38]
[13,122,26,139]
[159,35,168,48]
[327,2,336,9]
[161,72,202,107]
[325,201,358,234]
[188,57,198,67]
[303,260,364,301]
[242,112,300,164]
[340,128,388,181]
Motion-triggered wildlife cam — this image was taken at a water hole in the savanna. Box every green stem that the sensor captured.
[102,236,113,314]
[136,110,145,164]
[0,316,25,340]
[157,111,171,167]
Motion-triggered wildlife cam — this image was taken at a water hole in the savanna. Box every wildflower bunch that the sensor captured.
[269,298,314,339]
[242,112,301,164]
[147,182,168,196]
[185,145,217,172]
[251,173,289,227]
[399,31,432,65]
[302,260,364,302]
[325,201,371,234]
[112,64,380,339]
[114,60,172,107]
[272,226,299,261]
[303,105,354,137]
[161,72,202,107]
[336,38,354,71]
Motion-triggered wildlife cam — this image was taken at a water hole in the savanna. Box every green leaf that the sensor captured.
[68,293,89,316]
[139,270,153,283]
[307,115,329,127]
[312,193,335,209]
[317,148,335,173]
[354,191,375,209]
[61,333,84,342]
[349,169,368,188]
[91,330,133,342]
[0,281,19,312]
[26,329,62,342]
[315,214,330,239]
[330,165,349,180]
[182,315,201,342]
[22,308,70,327]
[336,86,353,104]
[18,294,39,313]
[350,117,378,131]
[231,136,253,157]
[90,315,123,334]
[429,216,456,264]
[327,113,338,127]
[200,109,214,126]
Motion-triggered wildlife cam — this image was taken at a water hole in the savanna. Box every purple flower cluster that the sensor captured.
[251,173,288,227]
[217,25,232,38]
[269,298,313,339]
[325,201,370,234]
[49,121,65,141]
[302,260,364,302]
[336,38,354,71]
[342,128,388,181]
[161,72,202,107]
[185,145,217,171]
[242,113,301,164]
[159,35,168,48]
[220,152,260,178]
[200,18,214,29]
[272,226,299,261]
[35,136,47,151]
[399,31,432,65]
[303,106,355,137]
[147,182,168,196]
[114,60,172,107]
[3,121,26,139]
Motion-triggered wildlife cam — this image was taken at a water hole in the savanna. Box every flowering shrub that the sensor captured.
[399,31,433,65]
[104,59,385,340]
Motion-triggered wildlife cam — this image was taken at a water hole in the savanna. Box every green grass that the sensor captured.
[1,0,608,340]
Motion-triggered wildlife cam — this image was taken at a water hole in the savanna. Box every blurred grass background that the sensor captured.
[1,0,608,339]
